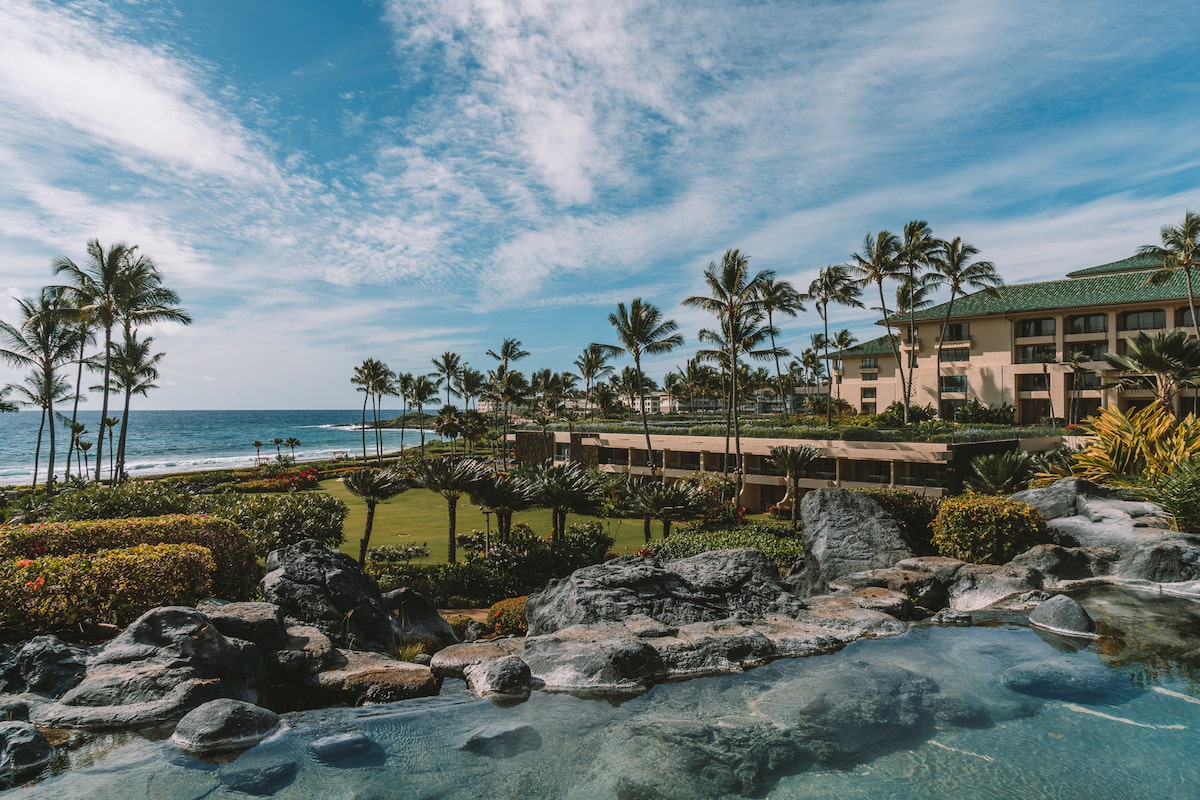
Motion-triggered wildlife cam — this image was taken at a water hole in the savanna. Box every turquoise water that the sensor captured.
[12,587,1200,799]
[0,409,435,485]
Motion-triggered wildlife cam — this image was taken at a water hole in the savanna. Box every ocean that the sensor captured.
[0,409,434,486]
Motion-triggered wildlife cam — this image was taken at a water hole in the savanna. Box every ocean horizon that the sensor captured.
[0,408,436,487]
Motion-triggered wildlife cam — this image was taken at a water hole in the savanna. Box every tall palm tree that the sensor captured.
[410,375,439,456]
[343,467,408,566]
[754,273,806,416]
[927,237,1002,416]
[1063,350,1091,425]
[454,366,484,411]
[107,330,163,481]
[696,308,774,473]
[484,368,529,469]
[807,264,864,424]
[850,231,906,421]
[416,457,490,563]
[574,343,615,419]
[1103,329,1200,417]
[486,338,529,374]
[469,472,537,547]
[897,221,939,416]
[285,436,302,460]
[0,385,16,413]
[394,371,414,452]
[598,298,684,472]
[769,445,822,531]
[351,358,390,461]
[252,439,265,460]
[6,370,72,489]
[0,289,83,488]
[1034,352,1058,423]
[830,328,858,401]
[102,415,120,483]
[431,351,462,407]
[684,249,769,495]
[1142,211,1200,338]
[434,405,462,454]
[273,437,285,459]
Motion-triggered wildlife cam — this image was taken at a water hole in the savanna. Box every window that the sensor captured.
[1065,341,1108,361]
[1018,318,1056,337]
[1067,371,1102,390]
[1016,344,1056,364]
[939,375,968,393]
[1179,308,1197,328]
[1017,373,1049,392]
[862,371,877,381]
[861,388,876,400]
[860,403,876,414]
[940,322,970,341]
[1120,309,1166,331]
[1068,313,1108,334]
[861,357,878,369]
[941,348,970,362]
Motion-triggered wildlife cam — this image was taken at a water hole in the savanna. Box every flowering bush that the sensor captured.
[486,596,528,636]
[930,493,1045,564]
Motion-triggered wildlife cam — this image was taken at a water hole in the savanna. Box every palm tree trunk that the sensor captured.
[447,497,458,563]
[95,325,113,481]
[360,393,368,461]
[822,305,833,426]
[33,407,46,491]
[790,474,800,531]
[936,295,957,418]
[643,514,652,543]
[45,367,57,490]
[64,336,86,480]
[400,396,408,453]
[877,282,908,424]
[358,503,376,566]
[634,355,656,471]
[116,387,133,483]
[419,403,427,456]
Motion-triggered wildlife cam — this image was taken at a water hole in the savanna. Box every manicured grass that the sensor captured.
[320,479,651,563]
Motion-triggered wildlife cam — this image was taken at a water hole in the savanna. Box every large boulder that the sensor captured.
[170,699,281,755]
[0,636,89,699]
[383,588,458,652]
[1028,594,1096,637]
[198,601,289,650]
[0,721,54,786]
[522,624,663,694]
[946,564,1042,611]
[31,606,263,730]
[261,541,396,653]
[797,489,914,595]
[311,649,441,705]
[526,549,803,636]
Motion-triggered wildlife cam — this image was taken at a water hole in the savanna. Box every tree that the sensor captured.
[626,479,702,541]
[598,298,684,473]
[106,330,163,480]
[807,264,864,424]
[101,415,120,484]
[454,366,484,411]
[434,405,462,453]
[416,457,490,563]
[252,440,264,461]
[6,370,72,489]
[0,288,84,488]
[484,368,529,469]
[459,409,488,455]
[898,220,940,417]
[0,385,15,413]
[486,338,529,373]
[754,274,806,416]
[1103,329,1200,416]
[1063,351,1091,426]
[431,351,462,407]
[285,436,302,459]
[410,375,439,456]
[850,230,907,422]
[928,237,1002,416]
[697,309,774,470]
[769,445,822,531]
[394,372,414,452]
[531,462,600,541]
[574,343,615,419]
[343,467,408,566]
[351,358,392,462]
[1142,210,1200,338]
[469,472,537,546]
[1034,351,1058,423]
[830,329,857,400]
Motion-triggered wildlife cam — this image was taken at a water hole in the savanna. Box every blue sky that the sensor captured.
[0,0,1197,410]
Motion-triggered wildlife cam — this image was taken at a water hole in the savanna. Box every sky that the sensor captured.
[0,0,1197,410]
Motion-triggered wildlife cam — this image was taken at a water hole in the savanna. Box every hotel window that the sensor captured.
[1018,318,1056,337]
[1120,309,1166,331]
[1065,341,1108,361]
[1179,308,1198,328]
[861,388,877,400]
[939,375,968,393]
[1068,313,1108,334]
[861,403,876,414]
[861,357,878,369]
[940,322,970,341]
[1067,371,1102,390]
[1017,373,1049,392]
[861,371,877,381]
[1016,344,1056,364]
[941,348,970,362]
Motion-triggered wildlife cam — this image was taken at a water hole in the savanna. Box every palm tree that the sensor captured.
[598,298,684,472]
[487,338,530,373]
[252,439,265,461]
[0,289,84,488]
[459,409,488,455]
[850,230,907,421]
[830,329,858,401]
[696,309,774,472]
[754,274,806,416]
[416,457,490,563]
[575,343,615,419]
[107,330,163,481]
[273,437,285,459]
[469,472,537,547]
[1103,329,1200,416]
[1064,351,1091,425]
[78,438,92,475]
[394,371,414,452]
[351,358,391,461]
[807,264,864,424]
[102,415,120,483]
[627,479,701,541]
[684,249,771,497]
[434,405,462,453]
[454,366,484,411]
[343,467,408,566]
[0,385,16,413]
[6,370,72,489]
[285,436,302,460]
[431,351,462,407]
[484,368,529,469]
[531,462,600,541]
[410,375,439,456]
[897,220,939,416]
[1141,211,1200,338]
[928,237,1002,416]
[966,450,1034,495]
[769,445,822,531]
[1034,351,1058,423]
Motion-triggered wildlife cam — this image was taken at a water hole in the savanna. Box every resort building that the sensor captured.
[839,254,1197,423]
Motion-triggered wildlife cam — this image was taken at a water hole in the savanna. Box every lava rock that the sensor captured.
[0,721,55,786]
[461,722,542,758]
[0,636,89,698]
[1028,594,1096,636]
[1001,657,1135,704]
[463,655,532,699]
[383,587,458,653]
[310,732,376,764]
[798,489,915,596]
[312,649,441,705]
[218,760,297,796]
[170,699,281,755]
[199,601,289,650]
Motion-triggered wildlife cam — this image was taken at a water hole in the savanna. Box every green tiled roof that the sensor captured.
[1066,253,1159,278]
[906,269,1193,323]
[840,334,899,358]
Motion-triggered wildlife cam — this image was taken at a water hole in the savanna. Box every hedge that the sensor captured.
[192,492,347,557]
[930,493,1045,565]
[0,514,258,600]
[487,596,528,636]
[0,543,215,635]
[646,523,804,567]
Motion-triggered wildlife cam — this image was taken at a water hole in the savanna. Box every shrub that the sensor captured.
[0,543,215,635]
[193,492,347,557]
[46,481,192,521]
[0,514,257,600]
[1148,457,1200,534]
[966,450,1035,495]
[646,522,803,567]
[930,493,1045,564]
[852,488,941,555]
[487,596,528,636]
[444,614,474,639]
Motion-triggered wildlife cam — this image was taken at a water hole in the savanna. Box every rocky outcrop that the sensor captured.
[261,541,397,653]
[797,489,915,595]
[462,655,531,700]
[170,699,281,755]
[198,601,289,650]
[0,636,89,699]
[311,649,440,705]
[383,588,458,652]
[0,721,54,786]
[31,607,263,731]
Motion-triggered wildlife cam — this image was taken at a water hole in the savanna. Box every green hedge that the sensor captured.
[930,493,1045,565]
[646,523,804,566]
[0,543,215,635]
[0,514,257,600]
[487,596,528,635]
[186,492,346,557]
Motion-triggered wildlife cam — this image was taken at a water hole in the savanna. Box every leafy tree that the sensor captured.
[850,230,906,420]
[285,436,302,459]
[469,471,537,545]
[107,331,164,480]
[410,374,439,456]
[966,450,1035,495]
[626,479,703,541]
[416,457,490,562]
[343,467,408,566]
[431,351,462,407]
[532,462,600,541]
[574,343,615,419]
[769,445,822,531]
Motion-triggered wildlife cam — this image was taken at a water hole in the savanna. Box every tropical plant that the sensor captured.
[416,457,491,563]
[485,338,530,468]
[754,274,805,415]
[285,436,301,459]
[574,343,615,419]
[897,220,941,415]
[1069,404,1200,488]
[769,445,822,531]
[626,479,703,542]
[454,366,484,411]
[931,494,1045,564]
[966,450,1035,495]
[434,405,462,453]
[1102,329,1200,416]
[1141,210,1200,338]
[0,385,16,413]
[252,439,265,460]
[469,471,538,545]
[1063,350,1092,426]
[343,467,408,565]
[1149,457,1200,534]
[410,374,439,456]
[104,331,164,481]
[807,264,863,422]
[5,370,72,489]
[850,230,907,419]
[928,237,1002,416]
[1034,350,1058,422]
[431,351,462,407]
[531,462,600,540]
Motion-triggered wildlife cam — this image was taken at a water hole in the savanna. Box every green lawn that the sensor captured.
[320,479,652,563]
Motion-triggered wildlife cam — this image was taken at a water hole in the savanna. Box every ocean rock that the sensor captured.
[1001,657,1135,704]
[643,620,775,678]
[798,489,915,595]
[462,722,543,758]
[798,596,910,637]
[198,601,289,650]
[382,588,458,652]
[930,608,972,626]
[261,540,396,653]
[272,622,337,676]
[310,731,383,764]
[526,549,805,636]
[170,699,281,755]
[1007,544,1116,583]
[31,607,263,731]
[0,721,55,786]
[0,636,89,699]
[462,655,531,699]
[312,649,440,705]
[1028,594,1096,636]
[1117,537,1200,583]
[218,759,297,796]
